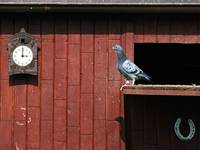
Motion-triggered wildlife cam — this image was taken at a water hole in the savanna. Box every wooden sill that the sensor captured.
[122,85,200,96]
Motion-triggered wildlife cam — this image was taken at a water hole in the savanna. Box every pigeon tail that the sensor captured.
[139,72,152,82]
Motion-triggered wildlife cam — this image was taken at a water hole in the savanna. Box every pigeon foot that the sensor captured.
[120,84,127,91]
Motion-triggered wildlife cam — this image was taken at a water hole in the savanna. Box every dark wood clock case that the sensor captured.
[8,28,37,76]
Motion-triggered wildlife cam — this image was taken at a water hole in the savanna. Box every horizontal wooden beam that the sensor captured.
[123,85,200,96]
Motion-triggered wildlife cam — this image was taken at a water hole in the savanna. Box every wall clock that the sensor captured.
[8,28,37,76]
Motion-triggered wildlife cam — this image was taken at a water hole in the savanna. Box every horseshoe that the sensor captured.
[174,118,195,141]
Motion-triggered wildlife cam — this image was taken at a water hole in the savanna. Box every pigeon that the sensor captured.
[112,44,151,89]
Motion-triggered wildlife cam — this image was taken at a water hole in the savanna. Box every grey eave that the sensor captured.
[1,0,200,5]
[0,0,200,5]
[1,0,200,13]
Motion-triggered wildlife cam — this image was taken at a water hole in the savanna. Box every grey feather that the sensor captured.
[112,44,151,83]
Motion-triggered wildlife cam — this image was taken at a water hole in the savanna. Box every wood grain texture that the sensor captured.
[94,120,106,150]
[0,121,12,150]
[81,53,94,94]
[80,94,93,134]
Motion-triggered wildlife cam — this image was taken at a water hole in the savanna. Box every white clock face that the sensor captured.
[12,45,33,67]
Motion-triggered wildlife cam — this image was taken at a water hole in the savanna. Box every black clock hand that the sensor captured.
[22,46,24,57]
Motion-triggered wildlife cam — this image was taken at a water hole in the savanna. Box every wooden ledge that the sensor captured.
[122,85,200,96]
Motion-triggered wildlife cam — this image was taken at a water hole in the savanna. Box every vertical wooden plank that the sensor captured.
[27,77,40,107]
[67,85,80,127]
[13,78,27,150]
[143,15,157,43]
[81,18,94,53]
[107,81,121,121]
[81,135,93,150]
[81,53,94,94]
[41,80,53,120]
[55,16,67,59]
[55,39,67,59]
[41,121,53,150]
[107,121,120,150]
[1,80,13,120]
[27,107,40,149]
[14,121,26,149]
[41,81,53,148]
[0,121,12,150]
[67,18,81,150]
[67,127,80,150]
[94,17,108,150]
[157,15,170,43]
[41,40,54,80]
[54,16,67,150]
[80,94,93,134]
[54,59,67,99]
[68,101,80,126]
[95,38,108,79]
[68,44,80,85]
[94,120,106,150]
[54,100,66,148]
[94,79,106,120]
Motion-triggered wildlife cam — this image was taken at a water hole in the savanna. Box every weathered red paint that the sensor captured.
[0,13,199,150]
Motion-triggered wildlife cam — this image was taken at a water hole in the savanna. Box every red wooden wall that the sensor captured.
[0,13,199,150]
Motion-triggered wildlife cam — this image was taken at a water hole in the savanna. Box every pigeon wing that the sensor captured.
[122,59,142,74]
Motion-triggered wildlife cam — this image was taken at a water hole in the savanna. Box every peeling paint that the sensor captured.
[16,121,25,126]
[15,142,20,150]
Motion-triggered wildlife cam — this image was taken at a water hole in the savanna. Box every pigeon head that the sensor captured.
[112,44,123,52]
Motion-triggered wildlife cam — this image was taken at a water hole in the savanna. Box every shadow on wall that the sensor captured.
[115,116,126,143]
[1,13,199,36]
[9,75,38,86]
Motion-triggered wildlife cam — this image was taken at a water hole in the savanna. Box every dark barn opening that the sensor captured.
[124,95,200,150]
[134,43,200,85]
